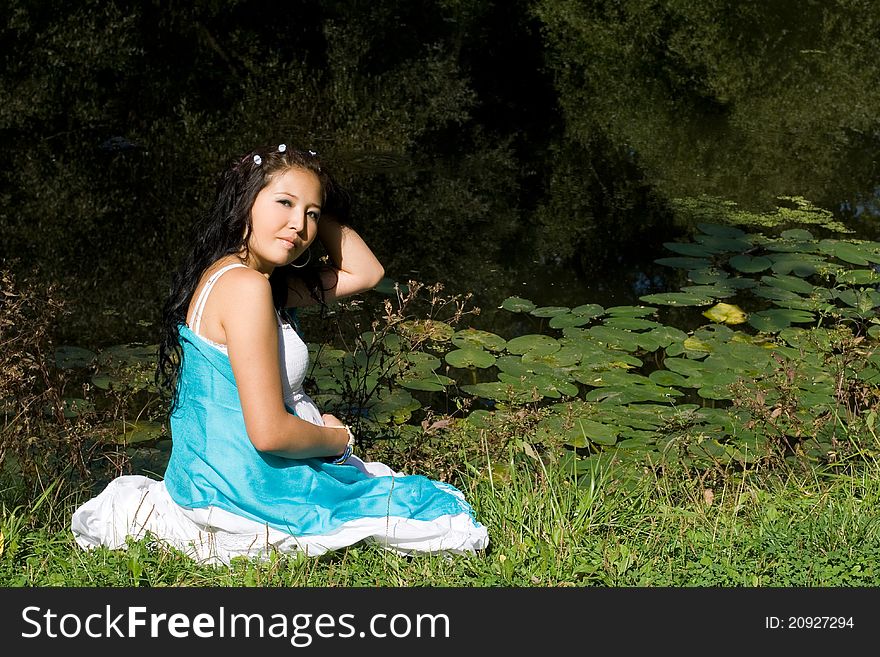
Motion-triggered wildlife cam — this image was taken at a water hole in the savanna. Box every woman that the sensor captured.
[72,144,489,564]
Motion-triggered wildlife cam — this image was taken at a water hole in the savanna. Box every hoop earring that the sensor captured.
[290,249,312,269]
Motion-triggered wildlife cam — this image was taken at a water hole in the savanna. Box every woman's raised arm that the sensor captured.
[286,216,385,307]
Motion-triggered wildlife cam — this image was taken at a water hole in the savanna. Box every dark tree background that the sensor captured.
[2,0,878,346]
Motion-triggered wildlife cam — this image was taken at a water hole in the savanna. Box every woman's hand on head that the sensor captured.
[285,215,385,307]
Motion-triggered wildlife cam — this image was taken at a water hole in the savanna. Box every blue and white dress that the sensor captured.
[71,264,489,564]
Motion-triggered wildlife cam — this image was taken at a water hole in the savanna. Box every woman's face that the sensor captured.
[245,167,322,275]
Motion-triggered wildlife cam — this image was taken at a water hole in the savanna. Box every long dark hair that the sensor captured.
[155,144,349,405]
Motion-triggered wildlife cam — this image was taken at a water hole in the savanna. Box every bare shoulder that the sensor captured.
[212,266,273,314]
[219,264,270,288]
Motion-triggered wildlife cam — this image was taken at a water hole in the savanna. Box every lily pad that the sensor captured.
[313,347,346,367]
[752,286,804,303]
[695,233,752,252]
[398,372,455,392]
[548,313,593,329]
[831,288,880,314]
[780,228,815,240]
[648,370,690,387]
[694,324,735,341]
[688,268,730,284]
[108,420,164,445]
[728,255,772,273]
[445,347,496,369]
[586,325,642,351]
[687,440,732,464]
[91,373,120,390]
[310,370,342,392]
[522,346,581,368]
[584,384,682,404]
[460,381,537,403]
[818,240,878,266]
[498,373,579,399]
[404,352,442,369]
[696,371,741,399]
[663,357,709,379]
[573,369,653,388]
[559,336,644,368]
[537,415,619,448]
[760,274,815,295]
[571,303,605,318]
[635,332,663,352]
[496,354,546,378]
[465,409,494,428]
[682,336,713,353]
[369,388,421,424]
[359,331,402,351]
[603,316,662,330]
[530,305,571,318]
[679,284,736,299]
[768,253,825,277]
[647,326,689,347]
[605,305,658,317]
[506,334,560,355]
[748,309,816,332]
[724,277,759,290]
[763,239,820,254]
[697,223,748,239]
[55,346,97,369]
[836,269,880,285]
[451,329,507,352]
[777,327,838,352]
[638,292,714,306]
[499,296,536,313]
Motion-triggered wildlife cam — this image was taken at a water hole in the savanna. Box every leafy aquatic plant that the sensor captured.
[38,206,880,486]
[412,215,880,480]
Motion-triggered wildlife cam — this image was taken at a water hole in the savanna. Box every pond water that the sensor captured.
[427,191,880,342]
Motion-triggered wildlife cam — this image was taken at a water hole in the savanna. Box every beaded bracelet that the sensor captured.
[330,425,355,464]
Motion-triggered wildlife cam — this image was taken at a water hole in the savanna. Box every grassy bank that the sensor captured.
[2,452,878,587]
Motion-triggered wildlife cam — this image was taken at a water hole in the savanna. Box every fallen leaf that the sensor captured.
[702,302,748,325]
[703,488,715,506]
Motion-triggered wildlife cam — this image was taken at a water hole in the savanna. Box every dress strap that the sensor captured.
[190,263,248,336]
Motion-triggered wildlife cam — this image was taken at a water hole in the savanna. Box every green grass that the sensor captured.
[2,453,879,587]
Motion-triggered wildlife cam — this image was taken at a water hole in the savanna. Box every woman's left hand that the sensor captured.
[285,216,385,307]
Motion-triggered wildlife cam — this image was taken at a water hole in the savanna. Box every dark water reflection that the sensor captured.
[470,191,880,340]
[469,255,669,335]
